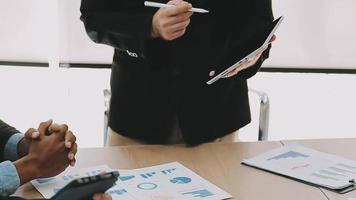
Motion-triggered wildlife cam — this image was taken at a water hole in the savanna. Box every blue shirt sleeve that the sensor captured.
[0,133,24,197]
[0,161,21,197]
[3,133,24,162]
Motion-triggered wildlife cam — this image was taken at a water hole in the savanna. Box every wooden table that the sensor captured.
[14,140,339,200]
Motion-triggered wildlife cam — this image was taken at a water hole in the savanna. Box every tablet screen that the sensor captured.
[207,16,283,85]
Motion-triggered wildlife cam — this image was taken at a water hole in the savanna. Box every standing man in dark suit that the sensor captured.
[80,0,275,146]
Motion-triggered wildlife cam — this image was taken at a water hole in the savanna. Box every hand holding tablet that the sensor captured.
[207,17,283,85]
[223,35,277,78]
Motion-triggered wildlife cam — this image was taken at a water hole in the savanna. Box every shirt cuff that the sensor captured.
[4,133,24,161]
[0,161,21,197]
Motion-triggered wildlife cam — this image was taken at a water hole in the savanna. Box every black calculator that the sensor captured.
[50,171,119,200]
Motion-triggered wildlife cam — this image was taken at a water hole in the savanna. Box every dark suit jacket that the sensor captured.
[0,120,19,161]
[80,0,274,145]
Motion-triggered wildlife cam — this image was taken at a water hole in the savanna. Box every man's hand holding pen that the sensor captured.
[151,0,193,41]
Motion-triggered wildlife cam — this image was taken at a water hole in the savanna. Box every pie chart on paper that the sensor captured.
[170,177,192,184]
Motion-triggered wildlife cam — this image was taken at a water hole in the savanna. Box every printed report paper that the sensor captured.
[32,162,232,200]
[242,145,356,190]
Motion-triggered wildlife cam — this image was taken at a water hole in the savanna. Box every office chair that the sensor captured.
[103,88,270,146]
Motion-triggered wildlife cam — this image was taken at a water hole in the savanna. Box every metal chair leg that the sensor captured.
[103,89,111,146]
[249,89,270,141]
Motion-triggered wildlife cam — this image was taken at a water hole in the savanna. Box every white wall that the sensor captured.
[240,72,356,141]
[1,67,354,146]
[0,66,111,148]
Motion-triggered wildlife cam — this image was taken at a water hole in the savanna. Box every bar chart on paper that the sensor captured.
[108,162,232,200]
[267,151,309,160]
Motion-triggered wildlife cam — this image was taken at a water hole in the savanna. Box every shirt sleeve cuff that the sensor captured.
[0,161,21,197]
[4,133,24,161]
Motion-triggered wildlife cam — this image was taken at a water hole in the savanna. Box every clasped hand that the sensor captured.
[15,119,77,184]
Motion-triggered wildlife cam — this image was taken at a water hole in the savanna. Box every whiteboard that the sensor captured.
[58,0,113,64]
[265,0,356,69]
[3,0,355,69]
[59,0,356,69]
[0,0,56,62]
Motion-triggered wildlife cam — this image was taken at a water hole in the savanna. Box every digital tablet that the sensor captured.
[206,16,284,85]
[50,171,119,200]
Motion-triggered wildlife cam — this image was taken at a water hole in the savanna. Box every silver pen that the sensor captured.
[144,1,209,13]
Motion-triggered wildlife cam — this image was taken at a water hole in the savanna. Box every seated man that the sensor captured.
[0,119,111,200]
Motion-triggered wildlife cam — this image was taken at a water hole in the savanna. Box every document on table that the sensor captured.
[32,162,232,200]
[242,145,356,193]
